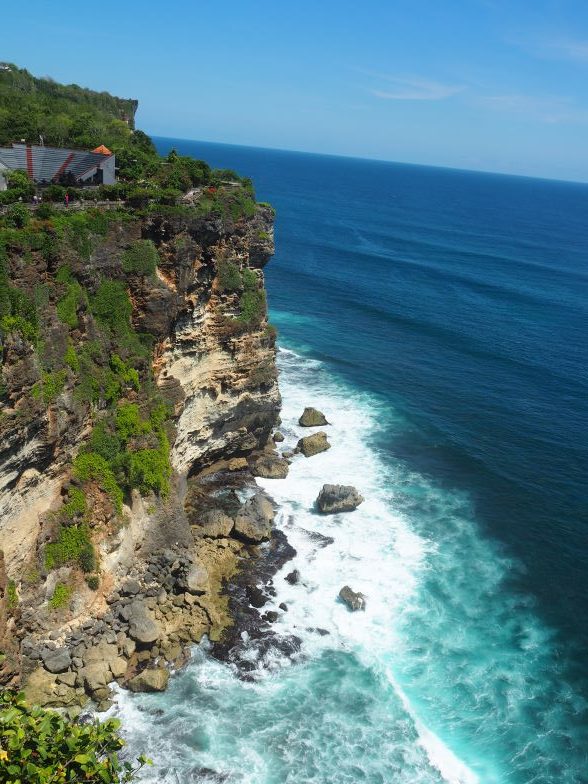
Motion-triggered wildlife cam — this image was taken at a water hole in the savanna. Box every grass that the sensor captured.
[49,582,72,610]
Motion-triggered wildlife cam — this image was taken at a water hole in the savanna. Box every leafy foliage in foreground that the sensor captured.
[0,690,150,783]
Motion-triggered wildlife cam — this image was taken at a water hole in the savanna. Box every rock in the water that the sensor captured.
[195,509,234,538]
[316,484,364,514]
[127,601,161,644]
[285,569,300,585]
[233,492,274,543]
[80,662,110,693]
[253,454,289,479]
[273,431,285,442]
[42,647,72,674]
[299,407,329,427]
[297,431,330,458]
[127,667,169,693]
[338,585,366,611]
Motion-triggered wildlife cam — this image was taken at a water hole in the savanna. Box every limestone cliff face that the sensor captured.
[0,196,282,692]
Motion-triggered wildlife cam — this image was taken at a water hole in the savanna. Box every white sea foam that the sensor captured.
[113,346,481,783]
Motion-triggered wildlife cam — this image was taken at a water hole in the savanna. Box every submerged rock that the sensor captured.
[299,407,329,427]
[316,484,364,514]
[297,431,330,457]
[338,585,366,611]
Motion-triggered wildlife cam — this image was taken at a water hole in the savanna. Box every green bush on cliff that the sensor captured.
[115,402,151,442]
[86,420,122,462]
[48,582,72,610]
[0,690,149,783]
[61,487,86,519]
[90,280,132,336]
[121,239,159,276]
[45,524,95,573]
[55,267,87,328]
[6,580,18,610]
[128,432,171,496]
[217,259,242,292]
[32,369,67,405]
[73,452,123,513]
[238,288,266,325]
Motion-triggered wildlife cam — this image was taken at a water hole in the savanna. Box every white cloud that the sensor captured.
[360,71,464,101]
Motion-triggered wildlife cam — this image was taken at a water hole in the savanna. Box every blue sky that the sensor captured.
[4,0,588,181]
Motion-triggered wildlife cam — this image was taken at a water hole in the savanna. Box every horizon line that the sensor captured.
[148,132,588,188]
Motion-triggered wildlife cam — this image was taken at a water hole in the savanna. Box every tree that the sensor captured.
[0,691,151,783]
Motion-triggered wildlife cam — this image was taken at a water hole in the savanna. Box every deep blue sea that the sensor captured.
[114,139,588,783]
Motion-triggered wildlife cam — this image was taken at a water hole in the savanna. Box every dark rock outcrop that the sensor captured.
[299,407,328,427]
[297,431,330,457]
[338,586,366,611]
[316,484,364,514]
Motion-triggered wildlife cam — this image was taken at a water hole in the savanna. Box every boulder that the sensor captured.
[316,484,364,514]
[183,562,209,595]
[338,585,366,611]
[80,663,110,693]
[299,407,329,427]
[42,647,72,674]
[196,509,234,538]
[127,601,161,645]
[273,431,285,443]
[121,579,142,596]
[109,657,128,679]
[252,454,289,479]
[233,492,274,543]
[126,667,169,693]
[285,569,300,585]
[297,431,330,457]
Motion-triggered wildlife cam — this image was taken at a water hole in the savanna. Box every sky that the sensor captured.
[4,0,588,181]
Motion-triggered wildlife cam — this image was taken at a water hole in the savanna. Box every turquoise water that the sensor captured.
[113,141,588,783]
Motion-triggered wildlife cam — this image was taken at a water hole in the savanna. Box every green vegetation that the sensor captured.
[64,341,79,371]
[61,487,86,520]
[32,370,67,405]
[73,452,123,513]
[55,267,87,328]
[45,524,95,573]
[90,280,132,337]
[48,582,72,610]
[6,580,18,610]
[217,259,242,292]
[0,691,149,783]
[85,574,100,591]
[121,239,159,276]
[128,431,171,496]
[115,402,151,442]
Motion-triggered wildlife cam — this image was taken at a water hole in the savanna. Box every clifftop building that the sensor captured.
[0,143,115,190]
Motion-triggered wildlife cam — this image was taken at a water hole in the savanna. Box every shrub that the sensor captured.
[49,582,72,610]
[85,574,100,590]
[110,354,140,391]
[5,203,30,229]
[56,272,87,328]
[86,420,122,462]
[0,691,150,783]
[43,184,66,202]
[45,524,95,572]
[6,580,17,610]
[238,288,266,324]
[121,239,159,276]
[90,280,132,337]
[115,402,151,443]
[61,486,86,519]
[32,369,67,405]
[241,268,258,290]
[128,446,171,496]
[73,452,123,513]
[217,259,242,292]
[64,341,79,371]
[36,202,55,220]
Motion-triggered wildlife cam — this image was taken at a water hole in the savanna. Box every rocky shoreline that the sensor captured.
[8,403,367,717]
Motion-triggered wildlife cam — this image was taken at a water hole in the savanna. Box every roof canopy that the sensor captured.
[92,144,112,155]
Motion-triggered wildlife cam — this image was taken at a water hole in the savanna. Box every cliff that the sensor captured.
[0,190,285,709]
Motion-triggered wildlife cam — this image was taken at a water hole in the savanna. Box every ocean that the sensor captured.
[111,139,588,783]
